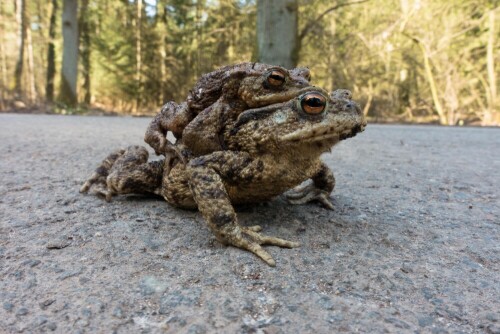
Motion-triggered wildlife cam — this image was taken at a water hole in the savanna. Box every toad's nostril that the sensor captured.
[297,68,311,81]
[345,102,360,114]
[346,102,362,114]
[296,78,308,87]
[331,89,353,100]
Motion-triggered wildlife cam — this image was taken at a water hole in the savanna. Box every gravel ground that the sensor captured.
[0,114,499,334]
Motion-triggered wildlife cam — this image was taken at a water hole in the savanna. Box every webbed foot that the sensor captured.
[286,181,335,210]
[223,225,300,267]
[80,148,126,201]
[80,146,163,201]
[163,143,187,175]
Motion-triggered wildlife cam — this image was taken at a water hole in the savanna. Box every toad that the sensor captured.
[81,87,366,266]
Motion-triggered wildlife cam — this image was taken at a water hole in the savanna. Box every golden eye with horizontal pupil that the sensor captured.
[301,93,327,114]
[267,70,286,87]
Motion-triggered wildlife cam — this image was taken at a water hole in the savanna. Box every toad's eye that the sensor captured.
[267,70,286,87]
[301,93,327,114]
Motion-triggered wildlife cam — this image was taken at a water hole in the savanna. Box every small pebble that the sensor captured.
[39,299,56,310]
[35,316,48,326]
[46,239,71,249]
[22,259,41,267]
[16,307,29,316]
[3,302,14,312]
[112,307,124,319]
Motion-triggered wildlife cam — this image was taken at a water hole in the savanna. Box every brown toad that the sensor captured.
[81,87,366,266]
[144,62,311,166]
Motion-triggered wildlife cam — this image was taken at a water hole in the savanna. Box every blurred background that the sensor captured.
[0,0,498,125]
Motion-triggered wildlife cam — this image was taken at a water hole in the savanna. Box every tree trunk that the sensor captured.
[14,0,27,97]
[59,0,79,106]
[26,23,36,102]
[46,0,57,102]
[420,44,446,125]
[407,37,447,125]
[257,0,298,69]
[0,1,7,105]
[486,10,496,123]
[156,1,167,105]
[134,0,142,113]
[195,0,203,76]
[80,0,91,105]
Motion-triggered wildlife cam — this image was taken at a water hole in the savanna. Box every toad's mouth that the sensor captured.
[245,86,319,107]
[281,123,364,143]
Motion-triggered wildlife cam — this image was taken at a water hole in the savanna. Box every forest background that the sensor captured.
[1,0,498,125]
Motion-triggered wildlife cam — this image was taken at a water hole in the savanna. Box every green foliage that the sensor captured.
[85,0,256,112]
[298,0,499,125]
[0,0,498,125]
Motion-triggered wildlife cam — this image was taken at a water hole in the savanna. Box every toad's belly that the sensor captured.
[227,182,295,204]
[163,155,320,208]
[226,161,317,204]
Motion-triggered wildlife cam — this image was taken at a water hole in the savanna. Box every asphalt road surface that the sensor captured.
[0,114,499,333]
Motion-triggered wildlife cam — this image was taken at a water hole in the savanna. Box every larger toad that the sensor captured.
[81,87,366,266]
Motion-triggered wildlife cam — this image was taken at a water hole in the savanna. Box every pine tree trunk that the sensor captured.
[46,0,57,102]
[26,23,36,102]
[14,0,27,97]
[195,0,202,76]
[80,0,91,105]
[486,11,496,118]
[0,1,8,106]
[134,0,142,113]
[257,0,298,69]
[59,0,79,106]
[156,1,166,105]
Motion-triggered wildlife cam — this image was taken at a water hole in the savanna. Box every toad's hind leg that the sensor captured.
[80,145,164,201]
[80,148,126,195]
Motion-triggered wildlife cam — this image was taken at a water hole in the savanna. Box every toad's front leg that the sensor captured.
[144,101,192,160]
[286,162,335,210]
[186,151,299,266]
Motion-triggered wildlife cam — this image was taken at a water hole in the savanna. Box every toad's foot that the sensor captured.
[80,148,126,198]
[224,225,300,267]
[286,181,334,210]
[164,143,187,175]
[81,146,164,202]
